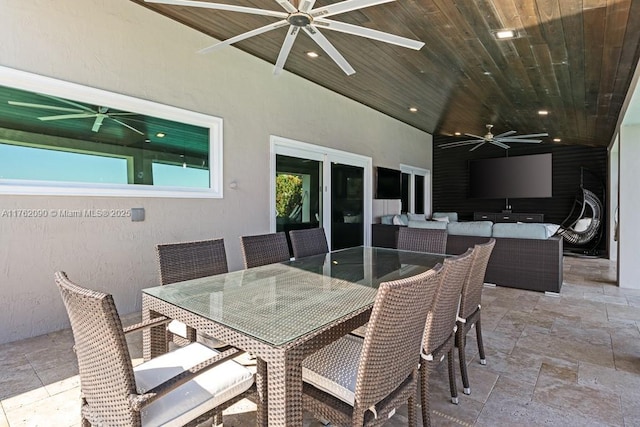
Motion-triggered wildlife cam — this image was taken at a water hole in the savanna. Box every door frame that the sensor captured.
[270,135,373,249]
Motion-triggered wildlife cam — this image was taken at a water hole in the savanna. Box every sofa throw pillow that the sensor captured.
[380,215,395,225]
[433,216,449,223]
[407,213,426,222]
[392,215,408,226]
[432,212,458,222]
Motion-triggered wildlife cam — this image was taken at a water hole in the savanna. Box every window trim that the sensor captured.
[0,66,223,198]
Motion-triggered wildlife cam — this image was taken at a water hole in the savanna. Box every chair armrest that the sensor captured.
[129,347,244,411]
[123,316,171,334]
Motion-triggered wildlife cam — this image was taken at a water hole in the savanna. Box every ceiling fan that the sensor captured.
[439,124,548,151]
[8,95,144,134]
[144,0,425,75]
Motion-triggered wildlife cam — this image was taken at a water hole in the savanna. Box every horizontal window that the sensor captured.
[0,66,223,198]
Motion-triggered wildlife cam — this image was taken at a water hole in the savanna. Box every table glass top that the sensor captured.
[143,246,445,347]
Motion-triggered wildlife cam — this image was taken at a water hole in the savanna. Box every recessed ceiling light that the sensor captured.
[306,51,319,58]
[409,107,418,112]
[156,132,166,138]
[538,110,549,116]
[454,132,461,136]
[495,29,516,39]
[553,138,561,142]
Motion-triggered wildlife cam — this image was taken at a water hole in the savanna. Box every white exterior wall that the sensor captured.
[618,124,640,288]
[609,136,619,262]
[0,0,432,343]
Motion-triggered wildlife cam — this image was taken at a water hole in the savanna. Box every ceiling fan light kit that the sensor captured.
[145,0,425,75]
[439,124,548,151]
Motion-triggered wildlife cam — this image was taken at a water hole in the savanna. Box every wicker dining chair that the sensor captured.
[240,232,291,269]
[397,227,448,254]
[420,248,474,427]
[301,264,444,427]
[156,238,228,348]
[55,271,254,427]
[457,238,496,395]
[289,227,329,258]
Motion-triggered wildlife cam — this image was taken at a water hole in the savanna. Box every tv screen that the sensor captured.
[375,167,401,199]
[469,153,552,199]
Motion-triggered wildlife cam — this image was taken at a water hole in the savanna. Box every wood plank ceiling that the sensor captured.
[131,0,640,148]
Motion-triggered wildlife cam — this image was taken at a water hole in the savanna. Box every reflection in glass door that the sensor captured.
[331,163,364,250]
[275,155,323,250]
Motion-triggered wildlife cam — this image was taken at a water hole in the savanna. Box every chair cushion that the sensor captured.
[136,343,254,427]
[492,223,548,240]
[302,334,363,406]
[447,221,493,237]
[408,220,447,230]
[432,212,458,222]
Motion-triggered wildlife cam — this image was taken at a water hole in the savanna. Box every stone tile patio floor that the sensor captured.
[2,256,640,426]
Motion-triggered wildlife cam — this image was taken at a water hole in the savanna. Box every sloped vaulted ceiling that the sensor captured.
[132,0,640,148]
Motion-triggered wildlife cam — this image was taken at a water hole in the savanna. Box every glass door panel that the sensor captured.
[275,154,322,254]
[331,162,364,250]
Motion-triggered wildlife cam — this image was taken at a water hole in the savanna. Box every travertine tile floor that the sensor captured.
[2,256,640,426]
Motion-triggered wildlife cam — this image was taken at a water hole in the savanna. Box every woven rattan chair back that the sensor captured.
[55,271,140,426]
[354,265,444,412]
[397,227,448,254]
[240,232,290,268]
[422,249,473,355]
[459,239,496,320]
[156,238,228,285]
[289,228,329,258]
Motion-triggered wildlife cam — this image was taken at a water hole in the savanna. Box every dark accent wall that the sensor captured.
[433,137,608,253]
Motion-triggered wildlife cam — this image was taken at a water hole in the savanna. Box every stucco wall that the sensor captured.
[0,0,432,343]
[619,124,640,288]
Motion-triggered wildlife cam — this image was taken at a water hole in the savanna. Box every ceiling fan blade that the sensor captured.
[274,26,300,74]
[101,112,138,117]
[507,133,549,138]
[496,138,542,143]
[469,142,486,151]
[490,141,511,149]
[275,0,297,13]
[92,115,106,132]
[144,0,288,18]
[314,18,424,50]
[198,20,289,53]
[493,130,517,138]
[38,94,97,112]
[463,133,486,140]
[8,101,85,114]
[110,118,145,135]
[303,25,355,75]
[38,113,97,121]
[311,0,394,19]
[298,0,317,12]
[439,140,484,148]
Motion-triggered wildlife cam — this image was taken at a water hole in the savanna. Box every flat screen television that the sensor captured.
[375,167,402,199]
[469,153,552,199]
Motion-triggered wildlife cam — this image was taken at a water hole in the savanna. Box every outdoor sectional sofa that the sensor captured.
[371,214,563,294]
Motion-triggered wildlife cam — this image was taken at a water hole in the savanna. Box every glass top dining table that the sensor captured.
[142,246,446,426]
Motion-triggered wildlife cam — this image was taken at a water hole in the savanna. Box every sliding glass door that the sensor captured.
[271,136,372,251]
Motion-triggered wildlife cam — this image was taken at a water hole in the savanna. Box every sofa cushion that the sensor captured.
[392,214,409,226]
[408,212,426,222]
[447,221,493,237]
[380,215,395,225]
[408,220,447,229]
[432,212,458,222]
[492,223,548,240]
